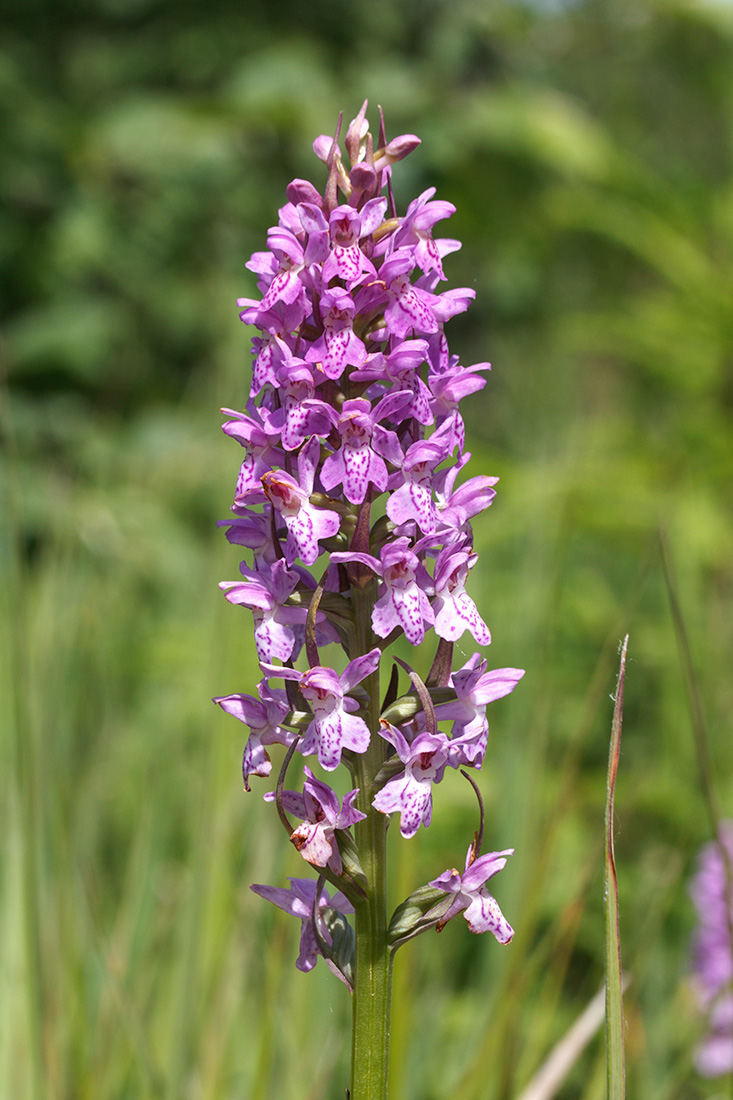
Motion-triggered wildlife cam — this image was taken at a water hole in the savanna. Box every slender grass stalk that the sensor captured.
[604,635,628,1100]
[659,530,723,842]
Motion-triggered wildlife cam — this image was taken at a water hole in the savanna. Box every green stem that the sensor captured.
[350,582,393,1100]
[351,895,393,1100]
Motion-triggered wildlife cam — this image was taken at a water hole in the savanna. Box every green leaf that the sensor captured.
[315,905,355,991]
[370,755,405,796]
[387,884,452,949]
[333,829,367,890]
[380,687,456,725]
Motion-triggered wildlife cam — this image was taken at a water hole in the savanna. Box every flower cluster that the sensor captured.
[214,102,524,981]
[690,826,733,1076]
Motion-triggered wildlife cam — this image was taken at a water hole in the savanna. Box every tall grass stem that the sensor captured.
[604,635,628,1099]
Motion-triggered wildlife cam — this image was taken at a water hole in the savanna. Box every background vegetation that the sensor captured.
[3,0,733,1096]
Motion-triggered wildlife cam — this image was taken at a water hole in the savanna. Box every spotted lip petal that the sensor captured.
[260,654,379,771]
[266,766,366,875]
[373,725,451,838]
[320,398,392,504]
[428,847,514,942]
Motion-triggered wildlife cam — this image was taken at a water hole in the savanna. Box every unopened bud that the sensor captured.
[345,98,369,166]
[287,178,322,207]
[313,134,338,164]
[349,162,378,206]
[373,133,421,172]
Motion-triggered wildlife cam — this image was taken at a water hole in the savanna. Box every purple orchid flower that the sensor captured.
[219,558,317,663]
[429,846,514,942]
[245,226,308,324]
[236,299,301,395]
[372,721,452,838]
[250,878,354,979]
[378,248,441,339]
[296,203,330,265]
[331,536,435,646]
[390,187,461,280]
[428,356,490,417]
[695,998,733,1078]
[428,357,490,453]
[422,279,476,323]
[435,656,525,765]
[351,340,434,426]
[257,359,334,451]
[314,105,419,176]
[320,393,408,505]
[690,826,733,1076]
[433,457,499,533]
[213,679,292,791]
[432,542,491,645]
[386,437,449,534]
[220,408,282,499]
[372,131,421,173]
[217,511,278,568]
[265,766,366,874]
[304,287,368,380]
[322,200,386,287]
[261,648,381,770]
[287,178,323,207]
[258,437,341,566]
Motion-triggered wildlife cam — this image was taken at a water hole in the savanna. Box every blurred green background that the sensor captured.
[3,0,733,1096]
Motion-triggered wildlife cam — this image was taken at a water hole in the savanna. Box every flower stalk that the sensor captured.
[350,577,391,1100]
[214,101,525,1099]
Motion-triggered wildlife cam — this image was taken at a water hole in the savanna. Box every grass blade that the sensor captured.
[659,529,723,842]
[605,635,628,1099]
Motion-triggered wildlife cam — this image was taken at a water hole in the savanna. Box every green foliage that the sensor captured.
[3,0,733,1096]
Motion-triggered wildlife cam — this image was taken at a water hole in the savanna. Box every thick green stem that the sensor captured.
[351,893,393,1100]
[350,582,393,1100]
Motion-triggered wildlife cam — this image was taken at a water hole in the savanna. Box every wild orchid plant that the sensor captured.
[213,101,524,1100]
[690,826,733,1076]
